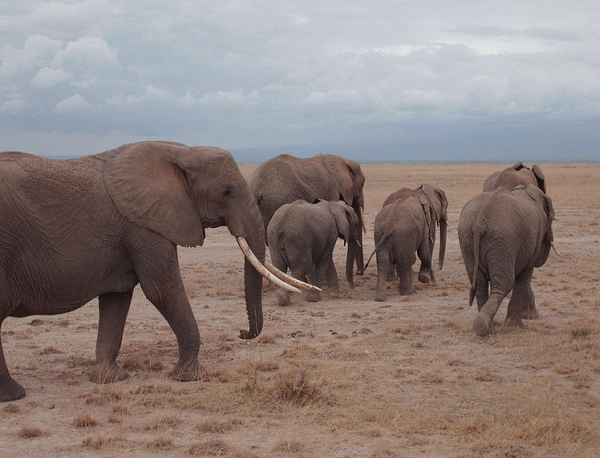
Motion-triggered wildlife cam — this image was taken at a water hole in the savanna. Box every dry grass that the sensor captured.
[2,163,600,457]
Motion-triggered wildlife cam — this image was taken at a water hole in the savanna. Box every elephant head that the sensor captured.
[483,162,546,193]
[325,200,361,288]
[103,142,273,339]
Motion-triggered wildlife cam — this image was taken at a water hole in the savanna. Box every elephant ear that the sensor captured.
[322,154,362,206]
[420,184,441,224]
[531,164,546,193]
[103,142,205,247]
[329,202,351,244]
[418,196,435,245]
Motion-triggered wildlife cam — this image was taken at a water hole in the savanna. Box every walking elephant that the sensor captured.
[368,196,434,301]
[267,200,361,306]
[249,153,366,274]
[0,141,309,402]
[382,184,448,269]
[458,185,557,336]
[483,162,546,193]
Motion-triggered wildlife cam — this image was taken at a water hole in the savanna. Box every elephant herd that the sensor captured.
[0,142,556,402]
[253,157,556,342]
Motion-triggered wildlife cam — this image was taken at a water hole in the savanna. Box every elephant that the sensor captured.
[367,196,434,301]
[248,153,366,274]
[458,185,557,336]
[0,141,309,402]
[483,162,546,193]
[382,184,448,270]
[267,199,361,306]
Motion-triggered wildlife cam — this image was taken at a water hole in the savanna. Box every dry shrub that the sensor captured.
[196,418,243,433]
[271,367,332,406]
[3,404,20,414]
[74,414,99,427]
[82,436,106,449]
[121,355,164,372]
[146,436,174,449]
[143,414,182,430]
[570,325,594,340]
[257,332,283,344]
[17,426,43,438]
[189,439,229,456]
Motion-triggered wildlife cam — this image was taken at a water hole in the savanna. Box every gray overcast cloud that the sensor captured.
[1,1,598,162]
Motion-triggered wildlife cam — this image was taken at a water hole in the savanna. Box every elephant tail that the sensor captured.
[364,230,391,271]
[469,226,484,306]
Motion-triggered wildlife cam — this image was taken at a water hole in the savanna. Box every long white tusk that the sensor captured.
[264,261,321,292]
[550,241,562,257]
[236,237,301,293]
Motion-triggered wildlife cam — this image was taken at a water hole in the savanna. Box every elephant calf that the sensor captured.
[267,200,361,306]
[458,185,556,336]
[369,196,434,301]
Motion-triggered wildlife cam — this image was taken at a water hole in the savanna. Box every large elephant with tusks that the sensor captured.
[0,141,312,402]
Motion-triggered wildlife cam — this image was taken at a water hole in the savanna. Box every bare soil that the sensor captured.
[1,163,599,458]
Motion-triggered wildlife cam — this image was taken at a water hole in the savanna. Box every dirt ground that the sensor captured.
[1,162,599,458]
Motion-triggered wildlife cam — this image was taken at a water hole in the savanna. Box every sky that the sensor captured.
[1,1,599,163]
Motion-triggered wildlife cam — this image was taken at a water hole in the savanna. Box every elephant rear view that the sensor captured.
[458,185,557,336]
[370,196,435,301]
[267,200,361,306]
[249,153,366,274]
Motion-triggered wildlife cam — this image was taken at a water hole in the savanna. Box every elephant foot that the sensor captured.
[418,272,431,284]
[306,290,322,302]
[375,292,386,302]
[473,313,494,337]
[90,363,129,384]
[277,289,291,306]
[169,359,204,382]
[504,316,524,328]
[386,273,398,282]
[520,309,539,320]
[0,376,26,402]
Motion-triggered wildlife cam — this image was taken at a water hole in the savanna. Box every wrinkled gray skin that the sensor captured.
[249,153,365,274]
[483,162,546,193]
[372,196,434,301]
[458,185,555,337]
[267,200,361,306]
[0,141,266,402]
[382,184,448,270]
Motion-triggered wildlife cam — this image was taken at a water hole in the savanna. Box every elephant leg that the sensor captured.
[325,258,339,292]
[306,260,326,302]
[474,271,489,311]
[416,238,434,284]
[0,321,26,402]
[506,269,537,324]
[270,247,292,306]
[386,263,398,282]
[136,253,202,381]
[90,290,133,384]
[473,291,506,336]
[397,266,414,295]
[375,248,391,302]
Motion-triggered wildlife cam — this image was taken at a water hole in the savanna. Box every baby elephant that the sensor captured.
[267,200,361,306]
[369,196,434,301]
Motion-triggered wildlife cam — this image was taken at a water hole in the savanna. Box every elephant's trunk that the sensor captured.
[227,192,266,340]
[353,204,365,275]
[345,240,357,288]
[439,219,447,269]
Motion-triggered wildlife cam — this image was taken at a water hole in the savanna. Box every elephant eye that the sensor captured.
[223,186,233,197]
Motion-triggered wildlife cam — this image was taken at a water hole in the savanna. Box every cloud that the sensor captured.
[51,36,118,67]
[31,67,73,87]
[53,94,92,113]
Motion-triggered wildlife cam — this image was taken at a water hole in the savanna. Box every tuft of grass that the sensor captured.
[146,436,174,449]
[74,414,99,428]
[188,439,229,456]
[17,426,43,438]
[3,404,20,414]
[273,438,306,453]
[196,418,243,433]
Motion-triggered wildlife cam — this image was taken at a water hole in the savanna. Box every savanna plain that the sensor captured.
[1,162,599,458]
